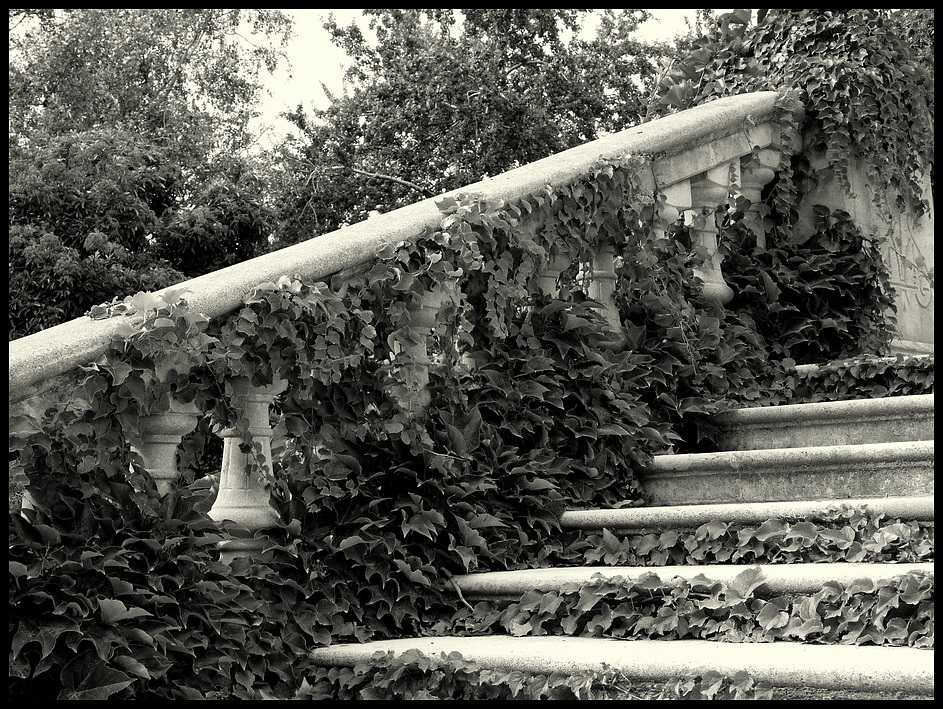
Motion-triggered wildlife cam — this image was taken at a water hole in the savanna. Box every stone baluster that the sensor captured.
[132,398,200,497]
[689,164,736,306]
[656,182,692,240]
[738,148,780,249]
[209,377,285,563]
[535,251,572,297]
[399,285,452,415]
[586,242,624,340]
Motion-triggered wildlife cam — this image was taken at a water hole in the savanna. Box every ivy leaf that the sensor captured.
[99,598,152,625]
[111,654,151,680]
[392,559,432,587]
[466,513,508,530]
[13,616,80,661]
[756,600,789,631]
[793,617,825,640]
[454,518,488,550]
[9,560,29,578]
[128,291,163,314]
[58,650,135,700]
[403,510,445,540]
[818,527,855,550]
[562,314,594,331]
[728,567,766,598]
[337,535,369,551]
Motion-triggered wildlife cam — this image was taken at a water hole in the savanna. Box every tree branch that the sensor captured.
[330,165,435,198]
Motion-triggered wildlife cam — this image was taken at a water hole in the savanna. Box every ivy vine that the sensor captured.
[657,9,934,223]
[9,100,932,698]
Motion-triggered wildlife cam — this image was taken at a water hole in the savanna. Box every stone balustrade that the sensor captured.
[209,377,285,562]
[10,92,794,560]
[132,399,200,497]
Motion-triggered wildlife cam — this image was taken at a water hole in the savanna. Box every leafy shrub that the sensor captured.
[723,205,896,365]
[8,298,320,699]
[8,125,274,340]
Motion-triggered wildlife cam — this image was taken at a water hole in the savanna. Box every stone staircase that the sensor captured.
[309,393,934,698]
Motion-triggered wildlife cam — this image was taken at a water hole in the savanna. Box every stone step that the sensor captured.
[642,441,933,506]
[714,394,933,451]
[451,562,932,602]
[560,495,935,531]
[309,636,933,696]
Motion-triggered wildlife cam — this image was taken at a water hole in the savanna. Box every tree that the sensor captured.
[268,9,675,245]
[9,9,292,339]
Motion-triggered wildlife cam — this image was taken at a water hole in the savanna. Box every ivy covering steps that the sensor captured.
[310,636,933,697]
[308,392,934,697]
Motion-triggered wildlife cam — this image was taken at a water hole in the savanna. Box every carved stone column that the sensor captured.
[739,148,779,249]
[535,252,571,297]
[690,164,736,306]
[657,182,691,239]
[133,399,200,496]
[399,285,452,415]
[586,243,624,340]
[209,377,285,563]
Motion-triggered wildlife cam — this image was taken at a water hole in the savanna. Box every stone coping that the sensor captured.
[9,92,782,403]
[648,440,933,473]
[792,352,933,377]
[713,393,933,424]
[309,636,933,694]
[453,562,933,598]
[559,495,935,530]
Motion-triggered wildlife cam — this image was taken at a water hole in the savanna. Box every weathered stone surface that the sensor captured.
[796,149,934,354]
[309,636,933,695]
[713,394,933,450]
[560,495,934,531]
[641,441,933,506]
[452,562,933,602]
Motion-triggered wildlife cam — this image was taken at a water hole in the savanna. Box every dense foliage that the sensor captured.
[656,9,933,223]
[269,9,680,242]
[8,7,934,702]
[573,503,933,568]
[10,147,931,697]
[8,9,290,339]
[449,569,933,647]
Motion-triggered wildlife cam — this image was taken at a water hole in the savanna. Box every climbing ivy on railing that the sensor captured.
[9,114,917,698]
[657,9,934,223]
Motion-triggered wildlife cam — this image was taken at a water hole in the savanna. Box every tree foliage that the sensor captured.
[8,9,292,339]
[269,9,676,244]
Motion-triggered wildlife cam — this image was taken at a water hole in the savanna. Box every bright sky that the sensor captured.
[251,9,729,149]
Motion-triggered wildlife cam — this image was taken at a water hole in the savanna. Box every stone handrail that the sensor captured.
[9,91,787,404]
[10,91,792,559]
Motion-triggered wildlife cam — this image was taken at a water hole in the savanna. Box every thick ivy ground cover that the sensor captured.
[446,569,933,648]
[9,127,932,698]
[567,504,934,568]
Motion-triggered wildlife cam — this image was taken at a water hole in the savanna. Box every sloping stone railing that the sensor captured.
[10,91,792,558]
